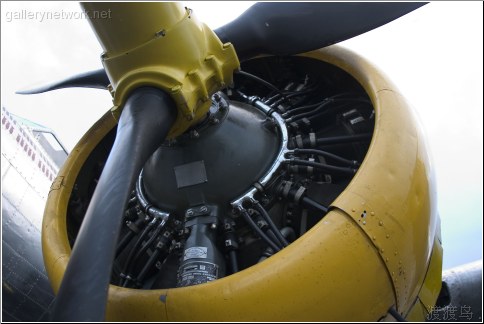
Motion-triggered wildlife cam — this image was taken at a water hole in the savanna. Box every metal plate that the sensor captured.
[174,160,208,189]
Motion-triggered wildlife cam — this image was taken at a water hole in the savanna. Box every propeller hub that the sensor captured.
[141,94,280,213]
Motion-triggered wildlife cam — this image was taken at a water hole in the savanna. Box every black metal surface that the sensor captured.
[215,2,426,61]
[142,101,279,212]
[174,160,208,189]
[1,167,55,322]
[16,68,109,94]
[177,205,225,287]
[51,87,177,321]
[429,261,483,322]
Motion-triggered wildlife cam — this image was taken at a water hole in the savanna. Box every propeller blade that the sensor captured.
[214,2,427,61]
[16,68,109,94]
[51,87,177,321]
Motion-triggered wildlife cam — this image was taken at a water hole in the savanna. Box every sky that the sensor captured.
[1,1,483,270]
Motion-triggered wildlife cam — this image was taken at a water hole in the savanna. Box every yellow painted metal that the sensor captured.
[166,209,394,321]
[382,236,443,321]
[301,46,440,315]
[42,110,117,294]
[42,45,441,321]
[404,299,428,322]
[417,236,444,313]
[105,286,169,322]
[404,236,443,321]
[81,3,240,138]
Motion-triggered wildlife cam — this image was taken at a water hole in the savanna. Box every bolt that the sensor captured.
[155,261,162,269]
[211,223,217,230]
[200,206,208,213]
[210,118,220,125]
[213,93,221,102]
[186,209,194,217]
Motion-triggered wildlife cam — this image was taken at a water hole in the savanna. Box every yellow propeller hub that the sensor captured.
[81,2,240,138]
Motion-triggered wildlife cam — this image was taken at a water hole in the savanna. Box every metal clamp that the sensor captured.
[230,98,290,210]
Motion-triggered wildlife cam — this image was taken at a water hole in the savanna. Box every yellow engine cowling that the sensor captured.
[42,45,442,321]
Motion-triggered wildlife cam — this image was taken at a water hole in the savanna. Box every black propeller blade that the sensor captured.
[16,68,109,94]
[51,87,177,321]
[214,2,427,61]
[16,3,426,95]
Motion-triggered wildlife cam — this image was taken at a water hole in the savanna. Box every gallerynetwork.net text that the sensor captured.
[5,9,112,23]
